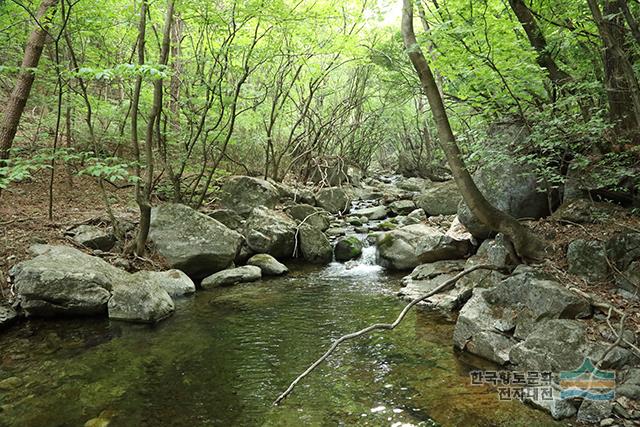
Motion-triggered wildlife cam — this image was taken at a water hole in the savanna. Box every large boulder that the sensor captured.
[567,239,610,281]
[201,266,262,288]
[299,226,333,264]
[285,204,330,231]
[149,204,242,279]
[334,236,363,262]
[208,209,244,232]
[11,245,127,317]
[247,254,288,276]
[415,181,462,216]
[389,200,416,216]
[108,281,175,323]
[66,225,116,251]
[244,206,297,259]
[131,270,196,297]
[453,269,591,364]
[376,224,440,271]
[457,162,550,239]
[415,232,471,263]
[315,187,351,214]
[219,176,280,217]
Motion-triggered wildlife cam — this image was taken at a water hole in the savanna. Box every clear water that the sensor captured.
[0,259,562,427]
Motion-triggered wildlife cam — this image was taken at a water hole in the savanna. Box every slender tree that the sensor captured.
[401,0,545,261]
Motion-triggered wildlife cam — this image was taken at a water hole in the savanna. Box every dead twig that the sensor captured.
[273,264,505,406]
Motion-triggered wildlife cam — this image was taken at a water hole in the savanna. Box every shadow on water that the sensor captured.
[0,256,564,426]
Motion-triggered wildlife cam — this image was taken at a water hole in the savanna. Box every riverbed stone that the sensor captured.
[11,245,126,317]
[131,269,196,297]
[244,206,296,259]
[389,200,416,216]
[285,204,330,231]
[315,187,351,214]
[201,266,262,288]
[415,232,471,263]
[299,226,333,264]
[415,180,461,216]
[334,236,363,261]
[376,224,441,271]
[108,280,175,323]
[353,205,387,220]
[219,176,280,217]
[0,304,17,329]
[208,209,244,232]
[247,254,288,276]
[67,225,116,251]
[567,239,610,281]
[149,203,242,279]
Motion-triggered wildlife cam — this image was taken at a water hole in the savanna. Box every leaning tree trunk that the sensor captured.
[0,0,58,164]
[401,0,545,261]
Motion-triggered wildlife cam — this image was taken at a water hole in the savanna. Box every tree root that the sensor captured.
[273,264,505,406]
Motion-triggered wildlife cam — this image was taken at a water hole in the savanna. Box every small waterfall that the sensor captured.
[321,234,382,278]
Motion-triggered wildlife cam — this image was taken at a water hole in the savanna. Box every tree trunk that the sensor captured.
[0,0,58,163]
[135,0,174,255]
[588,0,640,141]
[401,0,545,261]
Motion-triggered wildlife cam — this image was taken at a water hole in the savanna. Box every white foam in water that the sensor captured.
[321,235,383,278]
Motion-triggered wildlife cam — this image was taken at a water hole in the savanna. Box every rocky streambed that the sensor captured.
[1,173,639,426]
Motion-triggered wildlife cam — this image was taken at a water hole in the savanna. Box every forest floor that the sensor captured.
[1,170,639,336]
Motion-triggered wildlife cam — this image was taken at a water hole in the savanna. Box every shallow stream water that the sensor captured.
[0,247,562,426]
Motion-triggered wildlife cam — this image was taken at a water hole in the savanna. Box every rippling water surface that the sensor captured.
[0,255,561,426]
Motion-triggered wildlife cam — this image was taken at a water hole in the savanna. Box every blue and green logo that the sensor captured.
[559,358,615,401]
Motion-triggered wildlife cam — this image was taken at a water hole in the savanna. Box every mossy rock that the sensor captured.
[334,236,363,262]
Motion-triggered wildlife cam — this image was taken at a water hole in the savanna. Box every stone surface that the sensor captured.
[414,180,462,216]
[244,206,297,259]
[247,254,288,276]
[552,199,621,224]
[108,281,175,323]
[11,245,126,317]
[523,386,578,420]
[576,400,613,424]
[389,200,416,216]
[219,176,280,217]
[149,203,242,279]
[473,234,517,268]
[315,187,351,214]
[299,226,333,264]
[353,205,387,220]
[67,225,116,251]
[285,204,330,231]
[617,368,640,400]
[208,209,244,231]
[415,232,471,263]
[376,224,441,271]
[0,304,17,329]
[457,160,550,238]
[617,261,640,293]
[606,232,640,271]
[201,266,262,288]
[567,239,610,281]
[397,177,430,192]
[132,270,196,297]
[334,236,363,262]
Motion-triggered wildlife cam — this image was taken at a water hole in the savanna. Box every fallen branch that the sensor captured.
[273,264,504,406]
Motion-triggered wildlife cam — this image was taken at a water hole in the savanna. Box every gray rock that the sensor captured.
[353,205,387,220]
[208,209,244,231]
[334,236,363,261]
[220,176,279,217]
[326,227,347,237]
[457,161,550,239]
[552,199,621,224]
[567,239,610,281]
[247,254,288,276]
[415,180,462,216]
[299,226,333,264]
[201,266,262,288]
[149,204,242,279]
[315,187,351,214]
[11,245,126,316]
[285,204,330,231]
[577,400,613,424]
[405,260,465,282]
[132,270,196,297]
[617,261,640,294]
[473,234,517,268]
[389,200,416,216]
[68,225,116,251]
[618,368,640,400]
[244,206,297,259]
[606,233,640,271]
[0,304,17,329]
[376,224,441,271]
[108,280,175,323]
[397,177,430,192]
[523,386,578,420]
[415,232,471,263]
[407,208,427,222]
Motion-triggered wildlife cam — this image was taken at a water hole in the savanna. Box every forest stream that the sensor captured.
[0,244,562,427]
